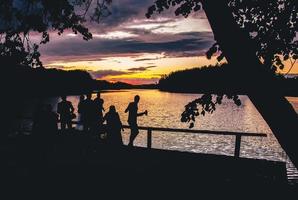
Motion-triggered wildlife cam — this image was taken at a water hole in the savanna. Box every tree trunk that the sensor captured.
[201,0,298,168]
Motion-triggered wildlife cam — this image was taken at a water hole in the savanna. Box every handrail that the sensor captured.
[120,125,266,158]
[121,125,267,137]
[66,120,267,137]
[19,118,267,158]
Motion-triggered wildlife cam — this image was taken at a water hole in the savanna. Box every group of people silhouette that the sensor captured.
[33,92,148,147]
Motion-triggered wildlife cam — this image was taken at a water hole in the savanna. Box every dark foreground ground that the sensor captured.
[1,132,298,199]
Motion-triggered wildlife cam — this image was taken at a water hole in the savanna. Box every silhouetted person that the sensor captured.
[81,93,96,132]
[32,104,58,163]
[125,95,148,146]
[103,105,124,146]
[57,96,74,130]
[77,95,85,129]
[33,103,58,136]
[93,92,105,121]
[93,92,105,134]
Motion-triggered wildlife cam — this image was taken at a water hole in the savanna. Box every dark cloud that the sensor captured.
[134,58,162,62]
[39,0,214,65]
[40,32,214,62]
[89,66,158,80]
[82,0,206,33]
[89,69,131,79]
[90,0,207,30]
[118,38,211,53]
[86,0,155,30]
[127,65,157,72]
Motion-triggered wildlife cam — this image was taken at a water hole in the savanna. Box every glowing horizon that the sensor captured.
[45,53,223,84]
[39,0,297,85]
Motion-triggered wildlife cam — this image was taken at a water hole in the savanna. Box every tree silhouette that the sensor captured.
[0,0,112,67]
[147,0,297,116]
[147,0,297,71]
[147,1,297,126]
[147,0,298,168]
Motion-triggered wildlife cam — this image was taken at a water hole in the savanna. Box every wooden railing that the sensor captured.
[121,125,267,158]
[18,118,267,158]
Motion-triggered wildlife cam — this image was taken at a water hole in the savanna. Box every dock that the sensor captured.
[1,124,295,197]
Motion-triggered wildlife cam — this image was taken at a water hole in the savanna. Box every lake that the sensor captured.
[19,89,298,182]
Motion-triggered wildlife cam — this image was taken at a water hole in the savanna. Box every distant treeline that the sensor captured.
[5,64,156,97]
[158,64,298,96]
[7,65,96,96]
[96,80,157,90]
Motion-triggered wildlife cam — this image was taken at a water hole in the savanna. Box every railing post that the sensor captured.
[234,134,241,158]
[147,129,152,149]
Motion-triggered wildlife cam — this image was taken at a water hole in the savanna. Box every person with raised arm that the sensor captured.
[125,95,147,146]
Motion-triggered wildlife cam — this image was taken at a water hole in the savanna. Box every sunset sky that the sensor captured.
[38,0,297,84]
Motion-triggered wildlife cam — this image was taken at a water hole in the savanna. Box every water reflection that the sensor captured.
[51,90,284,160]
[18,89,298,180]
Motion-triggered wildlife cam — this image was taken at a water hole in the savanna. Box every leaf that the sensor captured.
[194,4,201,12]
[235,99,241,106]
[206,43,218,59]
[201,110,205,116]
[217,53,225,62]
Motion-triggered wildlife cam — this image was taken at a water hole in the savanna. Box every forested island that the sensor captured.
[158,64,298,96]
[7,64,156,97]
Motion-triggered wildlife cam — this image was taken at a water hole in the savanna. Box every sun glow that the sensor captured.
[46,53,220,84]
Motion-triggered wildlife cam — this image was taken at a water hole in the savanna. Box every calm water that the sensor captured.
[19,89,298,181]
